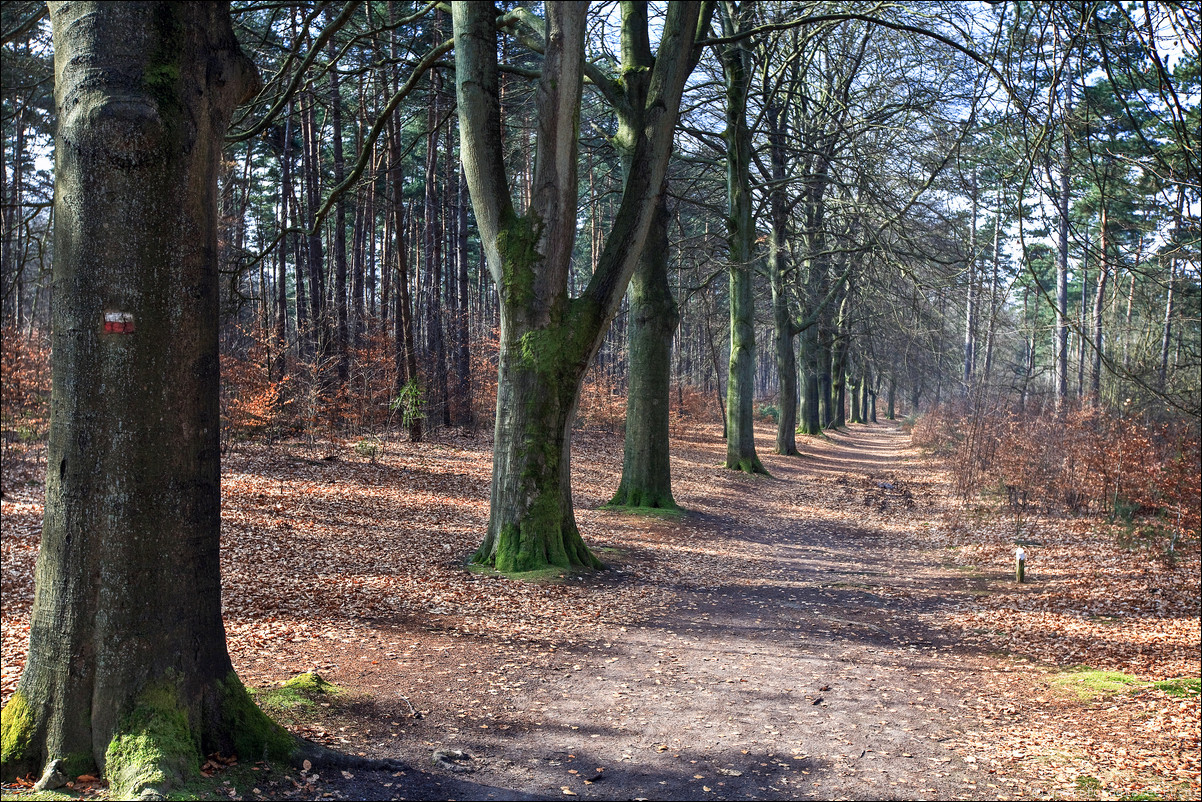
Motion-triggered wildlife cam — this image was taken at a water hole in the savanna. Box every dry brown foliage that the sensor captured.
[912,403,1201,544]
[0,327,50,446]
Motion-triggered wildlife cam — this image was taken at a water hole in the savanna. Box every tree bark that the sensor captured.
[766,96,799,455]
[611,0,709,509]
[1054,43,1072,409]
[422,30,449,428]
[302,95,327,371]
[452,166,473,427]
[963,172,977,395]
[274,107,293,379]
[0,4,296,797]
[1090,208,1108,404]
[798,318,822,434]
[611,196,678,509]
[385,31,420,441]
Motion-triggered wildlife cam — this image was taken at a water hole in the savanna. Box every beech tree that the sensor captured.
[717,0,768,474]
[0,3,300,797]
[455,0,703,571]
[611,2,713,510]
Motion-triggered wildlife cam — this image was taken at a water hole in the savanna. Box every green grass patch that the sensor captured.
[600,503,685,521]
[250,672,344,714]
[1052,665,1140,699]
[1153,677,1200,699]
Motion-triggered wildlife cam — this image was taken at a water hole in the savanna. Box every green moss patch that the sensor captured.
[602,502,684,520]
[468,562,573,583]
[1052,666,1140,699]
[254,672,344,713]
[104,683,201,798]
[1,690,36,777]
[1152,677,1200,699]
[217,673,297,764]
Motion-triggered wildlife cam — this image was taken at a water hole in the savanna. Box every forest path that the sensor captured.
[280,421,1009,801]
[0,421,1127,800]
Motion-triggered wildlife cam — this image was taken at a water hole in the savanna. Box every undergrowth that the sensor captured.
[912,402,1200,551]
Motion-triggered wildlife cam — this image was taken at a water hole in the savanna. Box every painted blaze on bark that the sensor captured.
[0,3,290,796]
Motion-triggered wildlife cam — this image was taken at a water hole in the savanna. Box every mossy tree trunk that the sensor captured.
[610,2,710,511]
[719,1,767,475]
[0,4,295,797]
[765,96,799,456]
[477,300,605,571]
[831,299,849,429]
[772,275,800,455]
[849,371,863,424]
[818,325,834,427]
[798,318,823,434]
[611,195,679,509]
[454,2,705,571]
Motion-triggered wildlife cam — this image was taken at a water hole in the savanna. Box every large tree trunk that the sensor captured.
[274,109,293,379]
[610,0,710,510]
[818,324,834,427]
[1053,44,1072,409]
[454,1,704,571]
[422,38,449,428]
[386,115,420,441]
[766,98,799,456]
[611,196,679,509]
[475,305,604,571]
[302,95,327,371]
[849,370,862,424]
[772,280,799,454]
[798,319,822,434]
[0,4,296,797]
[719,1,766,475]
[963,172,977,395]
[329,32,349,386]
[831,297,849,429]
[1089,206,1107,403]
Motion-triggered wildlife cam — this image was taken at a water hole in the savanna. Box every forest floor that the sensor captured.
[1,420,1198,801]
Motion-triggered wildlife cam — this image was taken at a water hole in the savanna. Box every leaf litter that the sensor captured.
[2,422,1198,800]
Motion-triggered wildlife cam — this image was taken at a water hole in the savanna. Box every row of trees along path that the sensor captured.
[1,2,1196,799]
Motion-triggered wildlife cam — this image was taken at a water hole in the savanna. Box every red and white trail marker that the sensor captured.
[104,312,135,334]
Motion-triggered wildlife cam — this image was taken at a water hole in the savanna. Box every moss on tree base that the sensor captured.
[606,486,679,512]
[215,673,298,766]
[726,456,772,476]
[604,490,683,521]
[1,690,35,778]
[104,682,200,799]
[253,672,345,714]
[475,521,604,575]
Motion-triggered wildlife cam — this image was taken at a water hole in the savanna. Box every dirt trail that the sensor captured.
[290,423,1008,801]
[5,422,1131,800]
